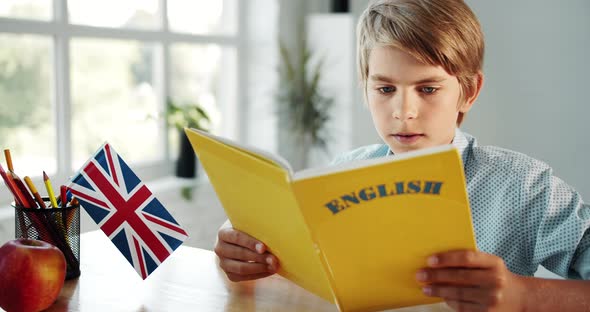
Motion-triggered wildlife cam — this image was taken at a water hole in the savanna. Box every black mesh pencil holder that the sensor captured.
[13,198,81,280]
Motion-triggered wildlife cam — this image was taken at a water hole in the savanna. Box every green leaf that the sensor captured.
[276,30,334,150]
[165,98,211,132]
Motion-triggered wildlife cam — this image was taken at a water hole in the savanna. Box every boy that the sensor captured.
[214,0,590,310]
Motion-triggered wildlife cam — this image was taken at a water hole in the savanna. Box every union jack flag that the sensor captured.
[68,143,189,279]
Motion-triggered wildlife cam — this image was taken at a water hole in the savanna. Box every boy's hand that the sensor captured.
[416,250,527,312]
[214,222,280,282]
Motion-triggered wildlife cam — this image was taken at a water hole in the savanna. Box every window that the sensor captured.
[168,43,236,156]
[0,0,52,21]
[70,39,161,168]
[68,0,160,29]
[0,0,242,204]
[0,34,55,174]
[167,0,237,35]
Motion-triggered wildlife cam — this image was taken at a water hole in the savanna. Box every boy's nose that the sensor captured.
[391,92,418,120]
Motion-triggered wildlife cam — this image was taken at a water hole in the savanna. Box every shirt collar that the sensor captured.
[387,128,470,165]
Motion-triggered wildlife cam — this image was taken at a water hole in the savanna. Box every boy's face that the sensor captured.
[366,46,477,154]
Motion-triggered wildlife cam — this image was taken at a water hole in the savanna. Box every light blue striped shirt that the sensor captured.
[333,128,590,279]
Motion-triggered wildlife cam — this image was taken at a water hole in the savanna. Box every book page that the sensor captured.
[188,128,294,176]
[293,144,455,181]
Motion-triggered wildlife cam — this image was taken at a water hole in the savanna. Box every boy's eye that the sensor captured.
[421,86,438,94]
[378,86,396,94]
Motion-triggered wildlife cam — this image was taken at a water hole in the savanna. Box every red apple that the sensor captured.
[0,239,66,312]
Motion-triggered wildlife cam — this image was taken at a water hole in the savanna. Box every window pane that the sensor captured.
[68,0,160,29]
[168,0,237,35]
[169,44,237,156]
[0,0,52,21]
[0,34,55,176]
[70,39,161,170]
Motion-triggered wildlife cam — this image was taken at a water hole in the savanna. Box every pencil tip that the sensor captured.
[43,171,49,180]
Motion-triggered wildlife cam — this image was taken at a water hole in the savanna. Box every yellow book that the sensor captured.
[185,128,477,312]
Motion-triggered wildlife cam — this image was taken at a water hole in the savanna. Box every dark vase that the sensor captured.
[176,130,197,178]
[331,0,349,12]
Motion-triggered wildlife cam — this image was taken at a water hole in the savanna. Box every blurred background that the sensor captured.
[0,0,588,279]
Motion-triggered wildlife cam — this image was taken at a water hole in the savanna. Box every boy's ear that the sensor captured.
[459,72,484,113]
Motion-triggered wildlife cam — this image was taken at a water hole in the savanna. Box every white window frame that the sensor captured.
[0,0,248,207]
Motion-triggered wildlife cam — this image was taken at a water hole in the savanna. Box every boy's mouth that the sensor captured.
[392,133,424,144]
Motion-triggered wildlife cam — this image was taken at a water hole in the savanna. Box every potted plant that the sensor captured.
[166,98,211,179]
[276,35,334,169]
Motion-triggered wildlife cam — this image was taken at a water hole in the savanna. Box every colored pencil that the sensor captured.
[0,163,29,208]
[68,197,79,206]
[10,171,38,209]
[43,171,59,208]
[3,155,29,236]
[56,188,72,206]
[65,197,78,232]
[60,185,67,208]
[24,176,47,209]
[3,149,36,208]
[2,148,29,207]
[4,149,14,172]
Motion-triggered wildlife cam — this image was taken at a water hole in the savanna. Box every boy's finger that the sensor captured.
[426,250,503,269]
[416,268,499,287]
[214,240,269,264]
[445,299,486,312]
[225,272,274,282]
[218,228,267,254]
[219,258,274,276]
[423,284,488,305]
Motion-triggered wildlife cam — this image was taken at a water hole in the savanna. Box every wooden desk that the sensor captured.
[47,231,452,312]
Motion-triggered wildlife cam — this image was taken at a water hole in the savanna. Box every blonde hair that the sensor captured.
[357,0,484,125]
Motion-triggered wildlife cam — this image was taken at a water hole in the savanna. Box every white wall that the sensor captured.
[463,0,590,200]
[306,14,355,168]
[347,0,590,200]
[244,0,280,153]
